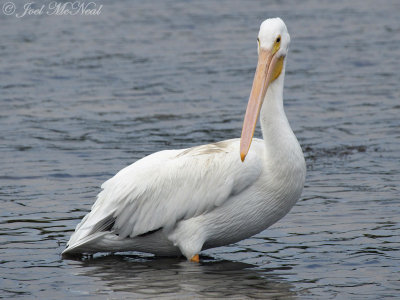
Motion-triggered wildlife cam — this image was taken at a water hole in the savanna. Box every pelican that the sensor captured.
[63,18,306,262]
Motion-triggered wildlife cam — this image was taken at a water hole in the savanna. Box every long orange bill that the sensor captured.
[240,49,279,162]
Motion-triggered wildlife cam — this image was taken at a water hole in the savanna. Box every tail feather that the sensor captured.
[62,228,181,257]
[62,231,109,255]
[63,209,116,255]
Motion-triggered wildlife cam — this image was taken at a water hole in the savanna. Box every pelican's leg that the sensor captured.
[190,254,200,263]
[168,218,205,263]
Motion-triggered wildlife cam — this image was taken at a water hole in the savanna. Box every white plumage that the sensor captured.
[63,18,306,261]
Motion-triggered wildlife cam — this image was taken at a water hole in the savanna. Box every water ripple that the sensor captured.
[1,0,399,298]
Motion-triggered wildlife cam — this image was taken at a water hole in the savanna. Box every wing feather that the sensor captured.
[66,139,263,249]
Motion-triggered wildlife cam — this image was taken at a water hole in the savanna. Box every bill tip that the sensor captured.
[240,152,246,162]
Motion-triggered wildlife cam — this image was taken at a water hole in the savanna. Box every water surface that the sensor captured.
[1,0,399,298]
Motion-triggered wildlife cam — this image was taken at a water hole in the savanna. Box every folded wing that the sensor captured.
[64,139,263,253]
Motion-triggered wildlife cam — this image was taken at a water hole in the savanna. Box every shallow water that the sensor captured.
[1,0,400,298]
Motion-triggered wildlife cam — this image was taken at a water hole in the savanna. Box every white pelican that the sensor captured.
[63,18,306,262]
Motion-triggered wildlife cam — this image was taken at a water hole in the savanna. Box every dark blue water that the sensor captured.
[1,0,399,298]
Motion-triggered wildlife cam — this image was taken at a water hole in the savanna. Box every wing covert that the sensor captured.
[74,139,263,242]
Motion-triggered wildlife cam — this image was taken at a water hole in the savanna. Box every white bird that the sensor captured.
[63,18,306,262]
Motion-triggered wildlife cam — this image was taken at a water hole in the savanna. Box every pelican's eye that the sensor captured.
[273,35,281,54]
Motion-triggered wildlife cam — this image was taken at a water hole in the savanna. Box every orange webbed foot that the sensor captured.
[190,254,200,263]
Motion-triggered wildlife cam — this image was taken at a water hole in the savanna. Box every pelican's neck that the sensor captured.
[259,67,301,160]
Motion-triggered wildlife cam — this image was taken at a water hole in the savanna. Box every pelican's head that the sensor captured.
[240,18,290,162]
[257,18,290,61]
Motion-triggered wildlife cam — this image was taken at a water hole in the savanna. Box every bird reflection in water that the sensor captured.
[66,254,296,298]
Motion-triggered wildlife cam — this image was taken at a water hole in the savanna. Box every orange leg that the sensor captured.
[190,254,200,263]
